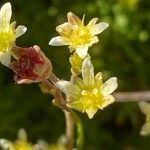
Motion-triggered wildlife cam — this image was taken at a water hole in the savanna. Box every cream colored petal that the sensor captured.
[67,12,81,25]
[49,36,67,46]
[18,129,27,141]
[55,80,80,99]
[99,95,115,109]
[82,58,94,86]
[76,46,88,59]
[91,22,109,36]
[101,77,118,96]
[70,100,83,112]
[87,18,98,28]
[75,78,84,89]
[85,107,97,119]
[33,140,49,150]
[0,139,14,150]
[95,72,103,86]
[0,2,12,31]
[140,121,150,136]
[89,36,99,47]
[0,51,11,66]
[10,21,16,29]
[15,25,27,38]
[139,101,150,115]
[95,72,102,81]
[56,22,72,34]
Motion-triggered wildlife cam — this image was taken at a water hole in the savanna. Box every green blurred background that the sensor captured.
[0,0,150,149]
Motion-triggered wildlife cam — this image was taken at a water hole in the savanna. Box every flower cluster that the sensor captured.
[0,2,118,120]
[0,2,119,150]
[50,12,118,118]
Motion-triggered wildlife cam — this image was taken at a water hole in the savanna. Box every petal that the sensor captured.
[15,25,27,38]
[56,22,72,34]
[70,100,83,112]
[139,101,150,115]
[76,46,88,59]
[49,36,67,46]
[10,21,16,29]
[140,122,150,136]
[34,140,49,150]
[0,139,14,150]
[55,80,80,99]
[0,51,11,66]
[85,107,97,119]
[95,72,103,87]
[0,2,12,31]
[82,58,94,86]
[91,22,109,36]
[75,78,84,89]
[67,12,81,25]
[98,95,115,109]
[95,72,102,81]
[89,36,99,47]
[101,77,118,96]
[87,18,98,28]
[18,129,27,140]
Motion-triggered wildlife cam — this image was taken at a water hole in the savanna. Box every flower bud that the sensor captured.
[10,45,52,84]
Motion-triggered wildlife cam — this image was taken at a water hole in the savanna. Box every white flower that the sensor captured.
[56,58,117,119]
[0,129,33,150]
[49,12,109,59]
[0,2,27,66]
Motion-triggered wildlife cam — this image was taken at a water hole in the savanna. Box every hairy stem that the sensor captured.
[65,110,75,150]
[114,91,150,102]
[65,73,78,150]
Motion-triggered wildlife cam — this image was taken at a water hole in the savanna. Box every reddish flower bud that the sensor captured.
[10,45,52,84]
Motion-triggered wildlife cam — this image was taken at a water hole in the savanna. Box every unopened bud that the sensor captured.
[10,45,52,84]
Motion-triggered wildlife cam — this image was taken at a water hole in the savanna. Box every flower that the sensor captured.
[0,2,27,66]
[69,52,84,74]
[34,140,66,150]
[49,12,109,58]
[139,101,150,136]
[0,129,33,150]
[56,58,118,119]
[69,52,91,74]
[10,45,52,84]
[34,136,66,150]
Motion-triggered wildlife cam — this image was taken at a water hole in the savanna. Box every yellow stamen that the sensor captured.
[0,27,16,52]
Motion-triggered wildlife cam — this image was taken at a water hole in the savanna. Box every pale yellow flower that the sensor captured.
[0,2,27,66]
[139,101,150,136]
[34,136,66,150]
[0,129,33,150]
[34,141,66,150]
[49,12,109,58]
[56,58,117,119]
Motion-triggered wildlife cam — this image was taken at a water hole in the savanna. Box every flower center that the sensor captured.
[14,140,33,150]
[80,88,103,110]
[0,28,16,53]
[70,25,91,46]
[61,24,91,47]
